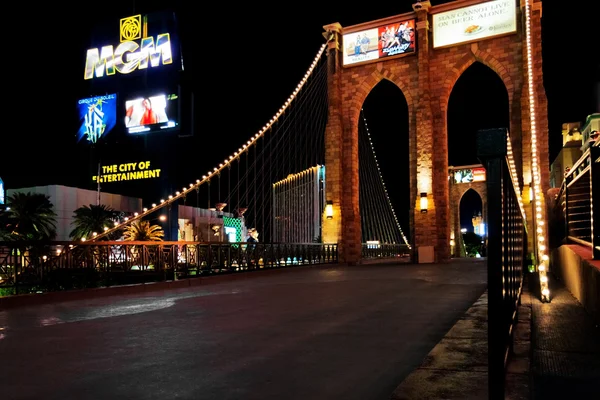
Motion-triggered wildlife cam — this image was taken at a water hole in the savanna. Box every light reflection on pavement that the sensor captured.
[0,287,243,334]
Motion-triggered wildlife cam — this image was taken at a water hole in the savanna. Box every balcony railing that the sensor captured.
[552,140,599,259]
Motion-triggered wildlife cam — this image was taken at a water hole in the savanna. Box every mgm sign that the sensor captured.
[84,14,173,80]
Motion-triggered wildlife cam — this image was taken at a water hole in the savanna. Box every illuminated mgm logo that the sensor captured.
[84,14,172,80]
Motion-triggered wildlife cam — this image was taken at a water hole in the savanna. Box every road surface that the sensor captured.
[0,260,487,400]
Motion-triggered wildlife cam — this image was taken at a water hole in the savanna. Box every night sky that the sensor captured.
[4,1,598,235]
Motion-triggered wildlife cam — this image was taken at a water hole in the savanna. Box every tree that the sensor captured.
[70,204,119,241]
[4,192,57,241]
[122,219,164,241]
[462,231,483,257]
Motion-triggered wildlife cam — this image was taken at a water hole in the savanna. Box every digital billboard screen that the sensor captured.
[124,92,179,134]
[76,94,118,143]
[343,18,416,67]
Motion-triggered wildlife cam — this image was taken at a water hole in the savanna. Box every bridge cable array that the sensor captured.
[358,109,411,247]
[85,40,331,244]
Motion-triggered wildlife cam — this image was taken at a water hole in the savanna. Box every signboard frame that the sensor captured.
[342,18,416,68]
[432,0,517,49]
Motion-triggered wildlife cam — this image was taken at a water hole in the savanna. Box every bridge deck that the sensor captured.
[0,260,487,400]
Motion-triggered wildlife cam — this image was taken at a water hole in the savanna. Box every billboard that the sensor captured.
[84,14,176,80]
[433,0,517,48]
[0,177,4,205]
[453,167,486,184]
[343,19,416,67]
[77,94,118,143]
[124,92,179,134]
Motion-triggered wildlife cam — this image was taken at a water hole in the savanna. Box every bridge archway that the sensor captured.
[322,0,548,263]
[359,79,411,246]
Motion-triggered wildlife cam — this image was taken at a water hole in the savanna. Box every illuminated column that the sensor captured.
[412,1,439,262]
[523,0,551,301]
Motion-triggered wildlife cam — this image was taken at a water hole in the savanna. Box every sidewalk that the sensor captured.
[391,271,600,399]
[526,272,600,399]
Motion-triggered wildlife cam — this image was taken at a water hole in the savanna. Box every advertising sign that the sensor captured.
[92,160,161,183]
[84,14,174,80]
[453,167,486,183]
[124,92,179,134]
[77,94,118,143]
[432,0,517,48]
[343,19,416,67]
[0,177,4,205]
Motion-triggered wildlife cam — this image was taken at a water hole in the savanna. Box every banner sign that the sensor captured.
[76,94,118,143]
[433,0,517,48]
[343,18,416,67]
[0,177,4,205]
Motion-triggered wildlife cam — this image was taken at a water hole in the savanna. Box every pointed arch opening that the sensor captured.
[459,188,485,257]
[447,62,510,167]
[359,79,410,246]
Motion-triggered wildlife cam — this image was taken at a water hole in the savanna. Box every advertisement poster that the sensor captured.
[76,94,118,143]
[472,167,486,182]
[343,19,415,67]
[432,0,517,48]
[454,167,486,184]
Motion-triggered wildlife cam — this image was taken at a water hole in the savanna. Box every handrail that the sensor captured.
[476,128,527,399]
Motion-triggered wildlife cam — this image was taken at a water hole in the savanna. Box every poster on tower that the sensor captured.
[343,18,415,67]
[76,93,118,143]
[432,0,517,48]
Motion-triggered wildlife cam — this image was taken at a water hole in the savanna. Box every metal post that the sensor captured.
[477,128,508,400]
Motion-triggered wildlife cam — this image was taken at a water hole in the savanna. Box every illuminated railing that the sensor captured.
[361,243,410,259]
[0,241,338,295]
[552,141,600,259]
[476,128,528,399]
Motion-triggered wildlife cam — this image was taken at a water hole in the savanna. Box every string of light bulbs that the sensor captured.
[87,42,330,242]
[525,0,550,302]
[360,109,411,249]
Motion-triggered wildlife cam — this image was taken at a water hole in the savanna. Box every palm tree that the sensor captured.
[122,219,164,270]
[70,204,119,241]
[4,192,57,241]
[122,219,164,241]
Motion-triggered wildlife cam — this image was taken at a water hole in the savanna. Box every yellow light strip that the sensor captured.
[525,1,550,302]
[506,136,526,219]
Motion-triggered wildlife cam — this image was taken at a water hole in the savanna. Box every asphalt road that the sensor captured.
[0,260,487,400]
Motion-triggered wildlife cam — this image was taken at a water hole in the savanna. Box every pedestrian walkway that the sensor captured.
[391,271,600,400]
[525,273,600,399]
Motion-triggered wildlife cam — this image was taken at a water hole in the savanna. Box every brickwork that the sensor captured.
[322,0,548,264]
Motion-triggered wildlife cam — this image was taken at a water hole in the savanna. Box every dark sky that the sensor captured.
[4,1,599,234]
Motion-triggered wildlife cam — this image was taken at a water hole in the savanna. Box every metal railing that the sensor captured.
[477,128,528,400]
[553,141,599,259]
[361,243,410,259]
[0,241,338,295]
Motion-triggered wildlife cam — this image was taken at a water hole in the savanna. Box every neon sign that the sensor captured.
[84,15,173,80]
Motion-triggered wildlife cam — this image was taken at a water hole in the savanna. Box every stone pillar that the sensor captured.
[412,1,439,262]
[321,23,362,264]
